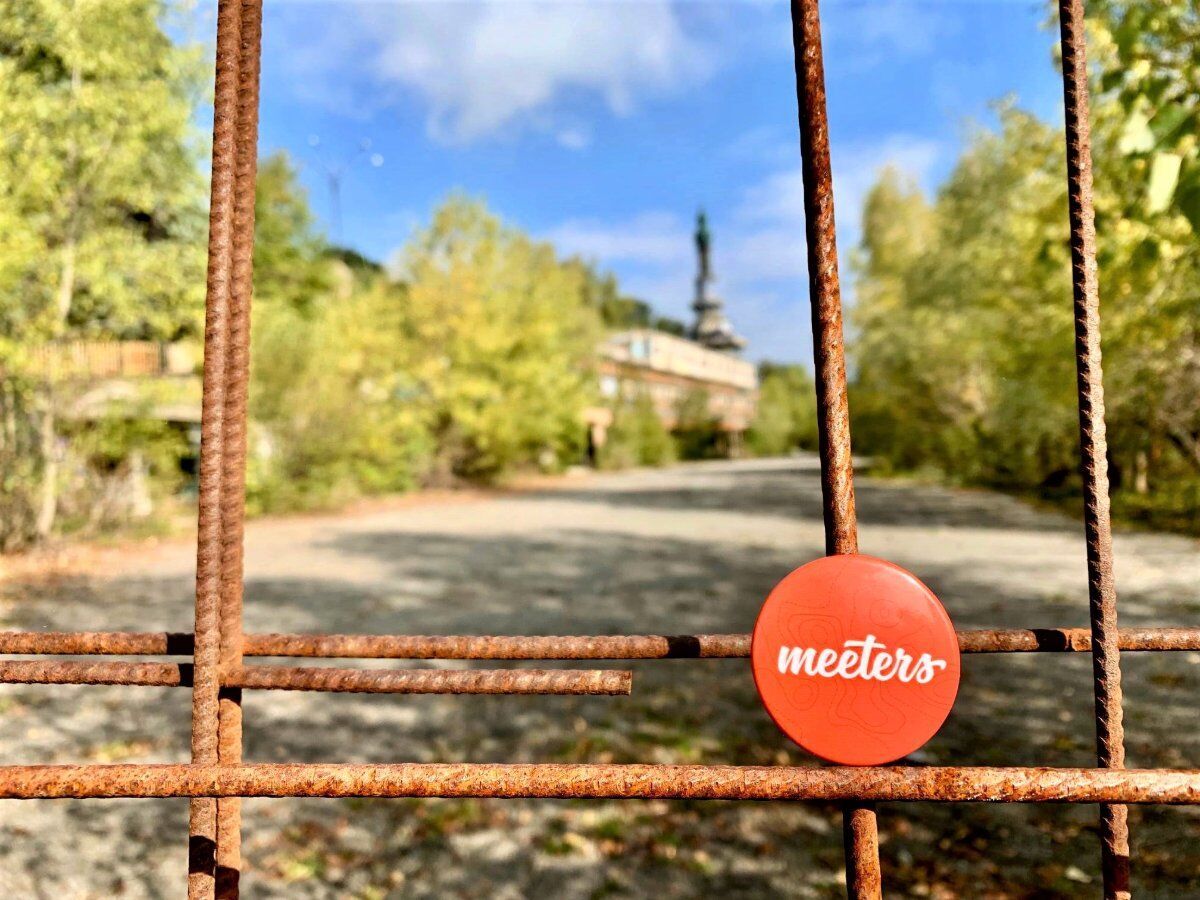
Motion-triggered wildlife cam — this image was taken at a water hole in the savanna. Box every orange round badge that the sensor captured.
[751,554,960,766]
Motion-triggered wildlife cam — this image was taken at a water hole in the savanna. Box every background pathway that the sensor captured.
[1,457,1198,897]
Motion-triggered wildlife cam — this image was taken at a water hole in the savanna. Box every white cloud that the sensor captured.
[541,211,696,321]
[540,132,946,361]
[721,126,797,167]
[824,0,960,69]
[850,0,956,58]
[834,135,943,239]
[737,135,943,229]
[544,137,942,286]
[555,126,592,151]
[727,134,944,285]
[546,211,692,268]
[348,1,715,143]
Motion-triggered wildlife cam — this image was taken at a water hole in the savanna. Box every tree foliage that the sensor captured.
[1090,0,1200,513]
[0,0,205,341]
[672,387,724,460]
[248,277,431,512]
[600,391,675,469]
[1094,1,1200,231]
[248,195,605,510]
[0,3,745,545]
[748,362,817,457]
[852,114,1079,488]
[0,0,204,548]
[252,152,331,313]
[850,2,1200,532]
[571,263,686,336]
[396,197,602,480]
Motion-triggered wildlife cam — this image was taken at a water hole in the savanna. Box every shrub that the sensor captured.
[599,392,675,469]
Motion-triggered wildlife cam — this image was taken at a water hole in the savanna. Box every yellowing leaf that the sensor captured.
[1119,107,1154,154]
[1147,152,1182,213]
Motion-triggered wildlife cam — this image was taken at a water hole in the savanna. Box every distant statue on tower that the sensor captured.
[696,210,712,281]
[689,209,746,353]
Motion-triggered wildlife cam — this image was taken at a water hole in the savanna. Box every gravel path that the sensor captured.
[1,457,1198,898]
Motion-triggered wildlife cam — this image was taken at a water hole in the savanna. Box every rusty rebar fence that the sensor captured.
[1,0,1195,897]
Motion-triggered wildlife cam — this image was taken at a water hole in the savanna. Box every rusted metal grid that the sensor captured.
[0,0,1192,897]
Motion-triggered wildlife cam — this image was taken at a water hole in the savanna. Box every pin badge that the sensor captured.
[751,554,960,766]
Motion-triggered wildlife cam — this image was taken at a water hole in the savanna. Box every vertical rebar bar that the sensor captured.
[789,0,858,560]
[190,1,243,896]
[214,3,263,897]
[1057,2,1129,897]
[788,1,879,897]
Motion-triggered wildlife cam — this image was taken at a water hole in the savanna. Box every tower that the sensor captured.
[689,210,746,353]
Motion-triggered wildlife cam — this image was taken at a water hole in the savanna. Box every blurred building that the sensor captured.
[585,213,757,459]
[30,341,202,426]
[35,213,758,470]
[22,341,202,519]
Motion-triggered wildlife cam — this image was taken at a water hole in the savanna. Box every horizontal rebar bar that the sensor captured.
[0,628,1198,659]
[956,627,1199,653]
[0,763,1197,804]
[228,665,631,695]
[0,661,631,695]
[244,633,750,659]
[0,660,192,686]
[0,632,193,656]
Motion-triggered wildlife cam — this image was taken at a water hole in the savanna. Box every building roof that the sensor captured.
[600,329,757,392]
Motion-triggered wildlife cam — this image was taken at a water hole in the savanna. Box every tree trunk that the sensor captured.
[55,233,76,324]
[34,38,83,543]
[1167,427,1200,474]
[1133,449,1149,495]
[37,226,78,540]
[34,401,59,540]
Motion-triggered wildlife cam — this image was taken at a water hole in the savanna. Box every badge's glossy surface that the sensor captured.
[751,554,960,766]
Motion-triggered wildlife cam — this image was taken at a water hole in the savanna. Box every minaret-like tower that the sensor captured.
[689,210,746,353]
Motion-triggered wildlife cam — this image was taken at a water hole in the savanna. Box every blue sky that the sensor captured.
[190,0,1066,365]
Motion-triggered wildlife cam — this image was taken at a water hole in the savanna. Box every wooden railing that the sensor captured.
[23,341,197,381]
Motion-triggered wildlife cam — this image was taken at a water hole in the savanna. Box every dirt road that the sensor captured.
[1,457,1198,898]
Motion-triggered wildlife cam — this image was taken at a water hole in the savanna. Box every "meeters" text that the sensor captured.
[776,634,948,685]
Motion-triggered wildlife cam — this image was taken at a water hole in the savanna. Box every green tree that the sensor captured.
[1093,1,1200,231]
[851,114,1078,487]
[252,152,332,313]
[570,260,686,336]
[748,363,818,456]
[672,387,723,460]
[847,0,1200,532]
[1088,0,1200,499]
[600,391,675,469]
[248,278,432,512]
[247,153,432,510]
[249,194,615,507]
[397,196,602,480]
[0,0,205,545]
